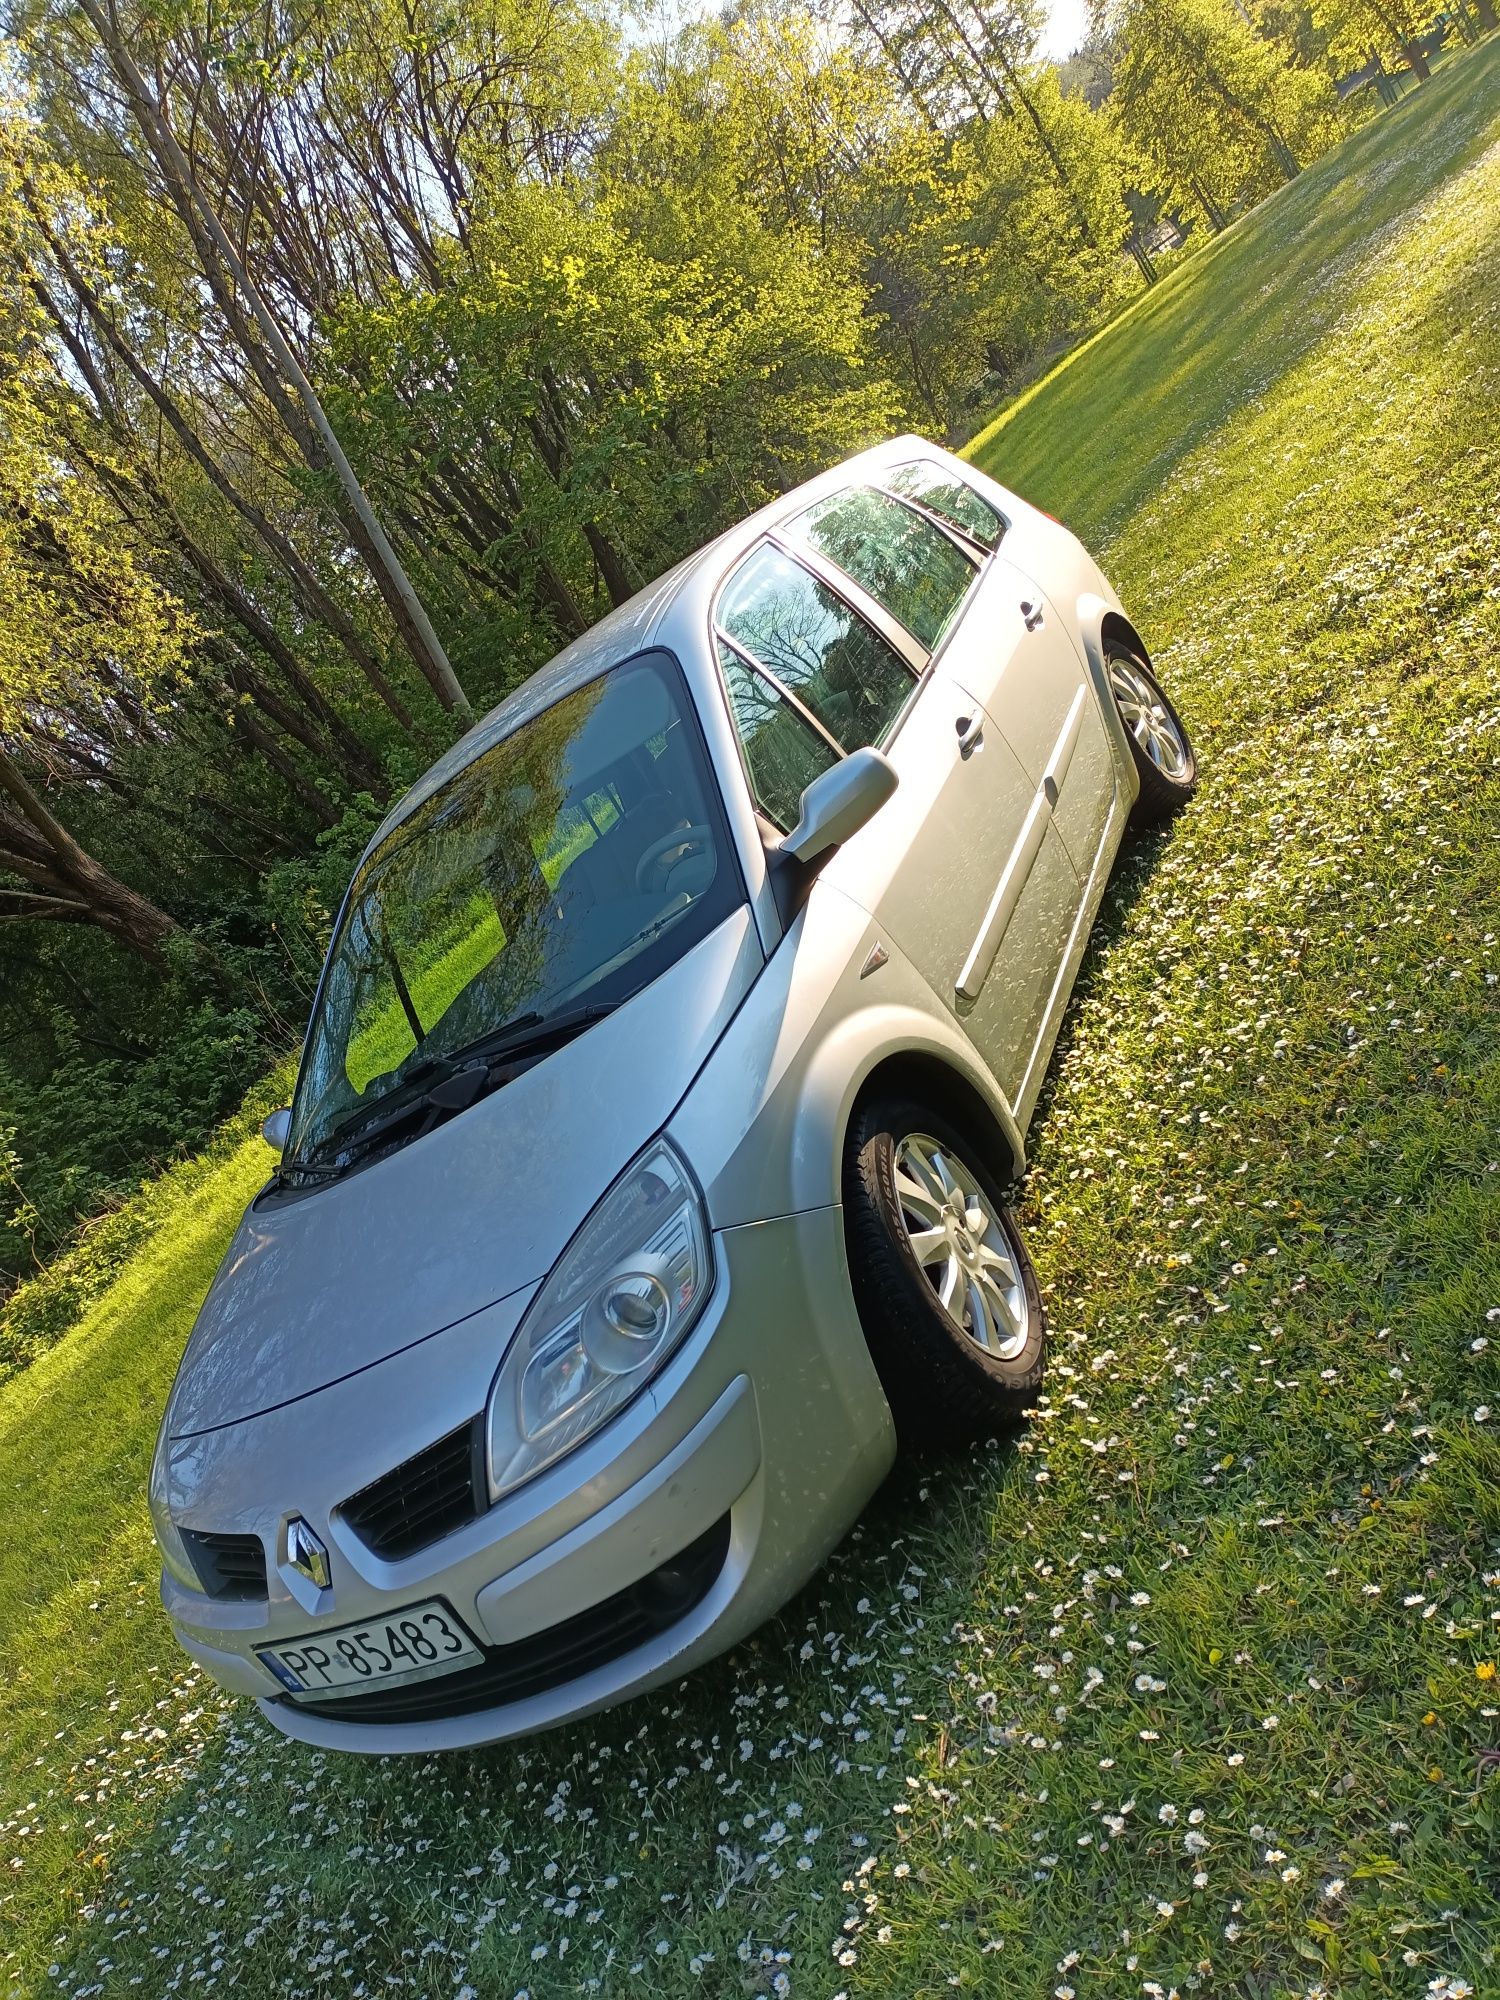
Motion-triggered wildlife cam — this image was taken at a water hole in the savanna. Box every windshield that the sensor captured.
[288,653,741,1164]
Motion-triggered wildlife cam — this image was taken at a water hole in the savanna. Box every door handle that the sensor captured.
[956,712,985,755]
[1019,597,1045,631]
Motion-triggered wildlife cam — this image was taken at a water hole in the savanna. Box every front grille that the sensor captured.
[182,1528,267,1600]
[341,1416,486,1560]
[290,1514,731,1725]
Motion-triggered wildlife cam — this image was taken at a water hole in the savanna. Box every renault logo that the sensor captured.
[286,1517,331,1589]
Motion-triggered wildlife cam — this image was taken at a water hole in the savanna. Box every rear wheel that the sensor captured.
[843,1097,1046,1448]
[1107,641,1196,826]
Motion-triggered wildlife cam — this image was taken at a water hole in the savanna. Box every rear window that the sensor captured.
[885,460,1005,552]
[795,485,976,651]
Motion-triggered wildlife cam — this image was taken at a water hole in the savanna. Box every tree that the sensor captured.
[1109,0,1343,231]
[1309,0,1455,79]
[0,179,191,961]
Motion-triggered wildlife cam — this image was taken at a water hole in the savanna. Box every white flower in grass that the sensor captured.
[1262,1715,1279,1729]
[1158,1804,1178,1825]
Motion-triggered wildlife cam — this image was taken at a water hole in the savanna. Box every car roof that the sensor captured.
[365,432,943,853]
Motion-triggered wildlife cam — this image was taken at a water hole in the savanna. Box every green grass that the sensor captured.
[4,38,1500,1999]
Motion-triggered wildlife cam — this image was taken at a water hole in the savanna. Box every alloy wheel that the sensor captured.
[891,1133,1029,1360]
[1108,655,1191,780]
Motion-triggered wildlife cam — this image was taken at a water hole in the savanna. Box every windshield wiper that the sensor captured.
[444,998,622,1070]
[282,999,624,1184]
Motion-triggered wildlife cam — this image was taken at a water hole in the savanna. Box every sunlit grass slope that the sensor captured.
[4,36,1500,2000]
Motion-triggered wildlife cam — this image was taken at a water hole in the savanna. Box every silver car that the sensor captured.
[149,435,1195,1752]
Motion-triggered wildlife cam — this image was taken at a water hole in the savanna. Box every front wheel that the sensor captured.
[1107,641,1196,827]
[843,1097,1046,1449]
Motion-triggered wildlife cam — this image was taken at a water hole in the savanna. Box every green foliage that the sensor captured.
[1108,0,1349,229]
[1312,0,1447,74]
[0,793,388,1301]
[323,179,903,662]
[0,997,274,1297]
[0,96,199,726]
[0,1057,294,1380]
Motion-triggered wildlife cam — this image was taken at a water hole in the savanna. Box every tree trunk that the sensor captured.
[0,749,179,964]
[72,0,472,718]
[1399,40,1431,76]
[1128,233,1158,284]
[225,702,339,828]
[30,253,420,736]
[1473,0,1496,32]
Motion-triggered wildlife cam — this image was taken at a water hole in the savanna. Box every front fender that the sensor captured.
[670,882,1023,1229]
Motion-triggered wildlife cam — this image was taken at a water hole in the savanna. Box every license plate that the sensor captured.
[257,1599,483,1700]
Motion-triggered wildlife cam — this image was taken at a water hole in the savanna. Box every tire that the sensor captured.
[843,1096,1046,1449]
[1106,640,1197,827]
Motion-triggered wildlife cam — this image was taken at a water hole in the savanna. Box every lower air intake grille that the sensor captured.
[290,1514,731,1725]
[341,1416,485,1560]
[182,1528,267,1601]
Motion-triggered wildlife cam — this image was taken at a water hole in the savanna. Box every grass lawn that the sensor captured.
[4,36,1500,2000]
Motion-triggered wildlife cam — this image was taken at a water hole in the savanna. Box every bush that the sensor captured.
[0,1056,296,1382]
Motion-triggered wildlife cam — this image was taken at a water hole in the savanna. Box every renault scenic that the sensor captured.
[149,434,1197,1751]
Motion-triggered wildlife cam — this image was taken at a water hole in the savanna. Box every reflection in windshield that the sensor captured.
[289,656,739,1163]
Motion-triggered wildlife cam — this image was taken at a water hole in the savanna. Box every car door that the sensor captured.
[714,509,1077,1110]
[875,454,1120,891]
[955,558,1119,892]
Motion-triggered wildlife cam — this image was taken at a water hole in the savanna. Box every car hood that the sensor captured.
[167,910,763,1437]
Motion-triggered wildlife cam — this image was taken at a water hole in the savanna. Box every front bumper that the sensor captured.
[164,1203,894,1753]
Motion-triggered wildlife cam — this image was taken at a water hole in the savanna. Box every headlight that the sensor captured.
[148,1419,203,1593]
[486,1138,713,1501]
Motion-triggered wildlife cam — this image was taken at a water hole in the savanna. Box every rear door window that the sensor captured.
[884,460,1005,552]
[795,485,977,651]
[717,543,915,752]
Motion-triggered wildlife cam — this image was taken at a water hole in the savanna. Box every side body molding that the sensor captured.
[956,792,1050,1004]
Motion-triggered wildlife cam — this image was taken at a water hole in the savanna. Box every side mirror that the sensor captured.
[781,747,898,866]
[261,1107,293,1154]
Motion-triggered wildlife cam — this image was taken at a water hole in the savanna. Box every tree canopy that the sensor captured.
[0,0,1381,1291]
